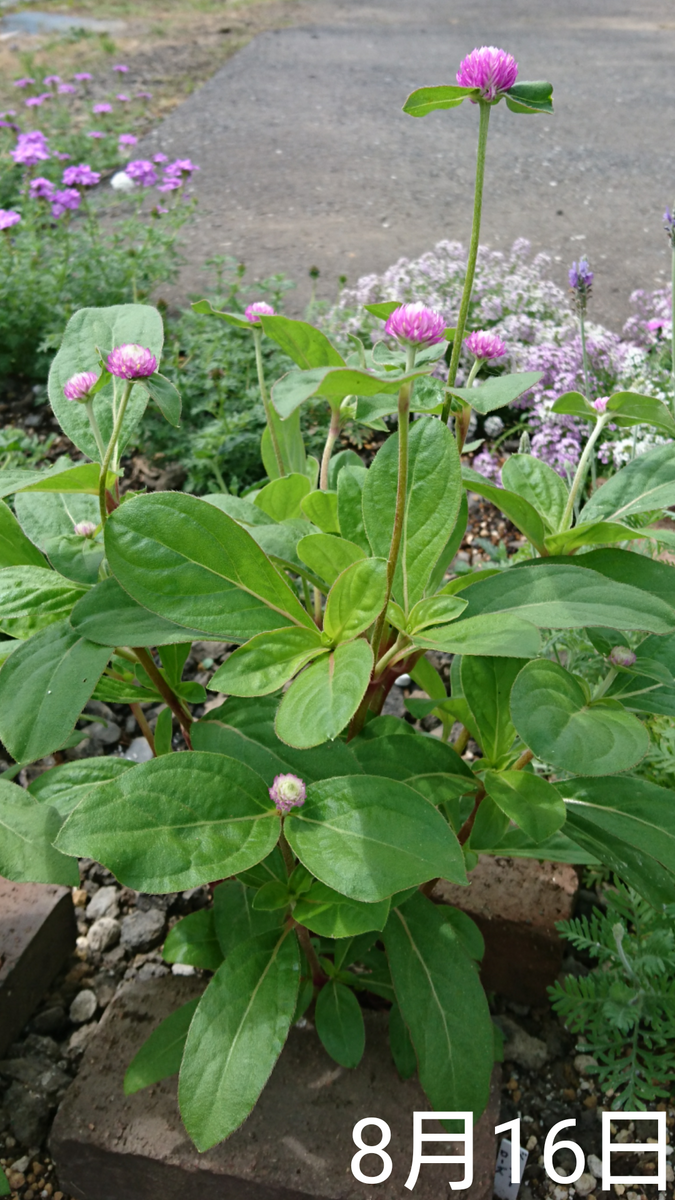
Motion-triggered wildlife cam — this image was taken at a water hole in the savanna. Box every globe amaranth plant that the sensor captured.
[3,47,675,1153]
[551,885,675,1110]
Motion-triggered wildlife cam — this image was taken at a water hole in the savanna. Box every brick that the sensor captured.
[435,856,578,1004]
[0,878,77,1056]
[51,976,501,1200]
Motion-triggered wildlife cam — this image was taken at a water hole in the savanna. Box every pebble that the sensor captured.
[85,886,119,921]
[86,720,122,745]
[575,1174,597,1196]
[10,1155,30,1173]
[496,1016,550,1071]
[574,1054,598,1077]
[587,1155,603,1178]
[30,1006,67,1037]
[171,963,196,976]
[120,908,165,952]
[86,917,121,953]
[69,989,97,1024]
[124,736,154,763]
[67,1024,97,1055]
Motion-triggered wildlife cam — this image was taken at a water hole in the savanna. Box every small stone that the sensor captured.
[526,1134,537,1151]
[86,720,121,745]
[496,1016,550,1071]
[85,886,119,921]
[38,1066,71,1096]
[124,736,154,763]
[8,1172,25,1189]
[120,908,165,953]
[10,1155,30,1173]
[5,1081,51,1146]
[69,989,97,1025]
[71,888,88,908]
[67,1024,97,1056]
[575,1174,597,1196]
[614,1187,625,1196]
[75,935,89,960]
[87,917,121,953]
[29,1007,67,1037]
[553,1188,568,1200]
[136,962,169,982]
[666,1165,674,1183]
[574,1054,598,1076]
[171,963,196,976]
[588,1155,603,1178]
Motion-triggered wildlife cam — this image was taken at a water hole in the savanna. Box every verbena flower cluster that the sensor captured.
[325,237,669,478]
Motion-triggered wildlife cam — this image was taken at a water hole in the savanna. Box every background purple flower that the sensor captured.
[112,64,129,73]
[118,133,138,147]
[0,210,21,231]
[11,130,50,166]
[63,371,98,401]
[43,75,61,85]
[456,46,518,102]
[30,177,55,200]
[465,330,506,359]
[157,177,182,193]
[13,78,35,88]
[86,131,106,139]
[58,84,77,95]
[93,102,112,115]
[384,301,446,347]
[25,96,47,108]
[74,73,92,82]
[136,91,152,101]
[153,152,168,163]
[63,164,101,187]
[125,159,157,187]
[116,94,130,102]
[245,301,275,323]
[107,344,157,379]
[165,158,199,176]
[51,188,81,219]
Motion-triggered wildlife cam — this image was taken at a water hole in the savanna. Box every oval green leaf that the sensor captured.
[275,639,373,748]
[483,770,566,843]
[323,557,387,643]
[315,982,365,1069]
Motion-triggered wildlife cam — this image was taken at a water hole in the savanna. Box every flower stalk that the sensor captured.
[252,326,285,477]
[560,412,609,531]
[98,380,132,525]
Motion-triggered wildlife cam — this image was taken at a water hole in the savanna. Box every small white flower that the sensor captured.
[111,171,135,193]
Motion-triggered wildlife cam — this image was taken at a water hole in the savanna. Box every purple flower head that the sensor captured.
[464,329,507,360]
[384,301,446,348]
[112,64,129,73]
[63,371,99,402]
[119,133,138,146]
[157,177,182,192]
[664,207,675,246]
[116,94,130,102]
[136,91,153,101]
[609,645,636,669]
[269,773,306,815]
[30,176,55,200]
[87,131,106,139]
[0,210,21,231]
[245,301,276,324]
[74,73,93,82]
[11,130,50,166]
[51,188,81,219]
[58,83,77,95]
[592,396,608,413]
[74,520,97,538]
[165,157,200,176]
[107,344,157,379]
[456,47,518,102]
[153,152,168,163]
[43,75,62,85]
[13,78,35,88]
[63,163,101,187]
[25,96,46,108]
[93,102,112,115]
[54,151,71,161]
[125,159,157,187]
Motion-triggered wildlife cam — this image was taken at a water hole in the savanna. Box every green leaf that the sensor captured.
[179,930,299,1150]
[410,653,447,700]
[293,881,390,938]
[323,558,387,643]
[144,372,181,427]
[580,442,675,524]
[363,301,402,320]
[337,465,370,553]
[469,794,510,851]
[0,566,86,638]
[406,594,467,633]
[48,304,164,461]
[213,879,286,955]
[551,390,592,419]
[70,577,205,647]
[384,892,493,1115]
[14,490,96,552]
[14,462,116,496]
[501,454,569,533]
[441,907,485,962]
[544,521,645,556]
[153,706,172,755]
[271,365,427,419]
[105,492,315,642]
[363,417,462,610]
[261,407,308,480]
[460,656,527,765]
[258,314,344,368]
[389,1001,417,1079]
[28,756,134,818]
[558,548,675,613]
[252,881,291,911]
[0,499,46,568]
[275,639,373,748]
[607,391,675,437]
[201,493,276,526]
[414,612,542,658]
[0,620,110,762]
[0,779,79,885]
[248,518,316,571]
[327,449,366,489]
[402,84,478,116]
[124,998,199,1095]
[315,982,365,1068]
[163,909,224,971]
[483,770,566,842]
[300,489,340,533]
[504,80,554,114]
[462,467,547,552]
[510,660,649,775]
[0,1167,10,1197]
[55,752,281,892]
[463,560,675,633]
[210,626,326,697]
[297,533,366,586]
[254,474,311,522]
[285,774,466,901]
[448,372,542,415]
[190,299,252,328]
[426,491,469,596]
[349,731,475,785]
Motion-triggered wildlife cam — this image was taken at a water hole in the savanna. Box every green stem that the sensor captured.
[374,634,408,680]
[84,399,106,463]
[132,645,193,745]
[442,100,491,424]
[454,355,484,452]
[671,241,675,417]
[579,311,591,403]
[320,404,342,490]
[253,326,285,477]
[560,414,609,531]
[98,380,132,526]
[592,666,617,701]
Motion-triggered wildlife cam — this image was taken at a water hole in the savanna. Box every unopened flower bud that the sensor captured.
[63,370,98,402]
[106,344,157,379]
[384,302,446,348]
[609,645,636,668]
[592,396,608,413]
[269,773,306,814]
[74,521,97,537]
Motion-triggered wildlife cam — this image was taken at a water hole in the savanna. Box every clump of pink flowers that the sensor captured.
[107,344,157,379]
[384,302,446,348]
[11,130,50,166]
[62,164,100,188]
[0,210,21,231]
[269,774,306,814]
[456,46,518,102]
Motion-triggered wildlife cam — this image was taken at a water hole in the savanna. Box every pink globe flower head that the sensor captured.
[73,520,97,538]
[107,344,157,380]
[0,210,21,231]
[62,163,101,187]
[112,64,129,73]
[51,188,81,219]
[464,330,507,360]
[74,73,93,82]
[384,301,446,348]
[93,102,112,115]
[13,78,35,88]
[63,371,99,402]
[609,645,637,669]
[29,176,55,200]
[119,133,138,147]
[592,396,609,413]
[245,301,276,324]
[58,83,77,95]
[125,159,158,187]
[456,47,518,103]
[269,773,306,815]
